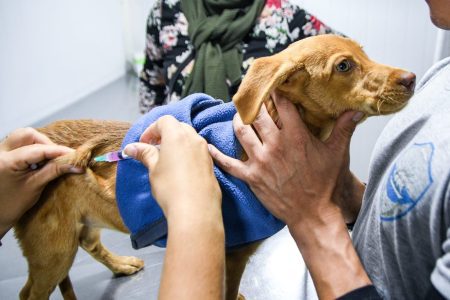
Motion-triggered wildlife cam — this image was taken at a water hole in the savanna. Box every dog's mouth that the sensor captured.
[370,89,414,115]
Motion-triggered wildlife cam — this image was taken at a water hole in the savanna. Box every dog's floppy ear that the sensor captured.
[233,53,306,124]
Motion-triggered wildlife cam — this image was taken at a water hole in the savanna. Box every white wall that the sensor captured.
[0,0,126,138]
[122,0,155,62]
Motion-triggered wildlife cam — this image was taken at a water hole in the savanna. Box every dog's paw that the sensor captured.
[109,256,144,276]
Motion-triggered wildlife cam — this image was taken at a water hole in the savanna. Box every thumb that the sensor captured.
[326,111,364,150]
[124,142,159,171]
[30,161,84,188]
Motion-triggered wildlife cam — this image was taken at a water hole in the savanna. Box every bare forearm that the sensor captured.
[289,217,371,300]
[336,172,366,224]
[159,210,225,300]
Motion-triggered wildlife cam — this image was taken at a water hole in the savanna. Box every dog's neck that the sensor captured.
[302,109,336,141]
[265,98,336,141]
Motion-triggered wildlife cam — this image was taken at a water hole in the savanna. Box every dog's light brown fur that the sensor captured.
[234,35,414,140]
[14,35,414,300]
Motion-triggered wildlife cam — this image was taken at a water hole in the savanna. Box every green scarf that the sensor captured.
[180,0,265,101]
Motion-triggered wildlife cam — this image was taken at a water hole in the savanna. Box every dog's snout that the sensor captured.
[397,72,416,92]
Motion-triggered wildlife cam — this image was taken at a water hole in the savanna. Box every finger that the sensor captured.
[124,142,160,171]
[178,122,198,136]
[251,103,279,143]
[208,144,248,180]
[271,92,309,135]
[1,128,54,151]
[140,115,181,144]
[140,122,160,144]
[157,117,199,148]
[233,113,262,156]
[29,160,84,188]
[9,144,74,171]
[326,111,363,151]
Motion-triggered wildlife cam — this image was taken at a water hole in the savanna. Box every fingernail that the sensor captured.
[124,144,137,158]
[69,167,84,173]
[352,111,364,122]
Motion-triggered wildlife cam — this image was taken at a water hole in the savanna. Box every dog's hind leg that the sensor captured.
[18,233,78,300]
[59,276,76,300]
[15,188,81,300]
[225,241,261,300]
[79,226,144,275]
[20,260,77,300]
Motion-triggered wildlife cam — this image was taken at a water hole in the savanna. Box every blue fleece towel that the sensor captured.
[116,93,285,249]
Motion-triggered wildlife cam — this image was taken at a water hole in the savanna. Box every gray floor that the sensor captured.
[0,75,317,300]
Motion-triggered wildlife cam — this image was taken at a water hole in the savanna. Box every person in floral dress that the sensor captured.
[139,0,338,113]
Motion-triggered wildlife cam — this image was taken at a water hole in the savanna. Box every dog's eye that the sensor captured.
[336,60,352,72]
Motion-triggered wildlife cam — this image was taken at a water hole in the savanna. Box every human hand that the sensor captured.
[125,116,225,300]
[0,128,84,236]
[124,116,222,223]
[209,93,371,298]
[209,92,364,229]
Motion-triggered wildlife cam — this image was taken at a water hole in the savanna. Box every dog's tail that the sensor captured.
[54,136,120,169]
[38,119,130,169]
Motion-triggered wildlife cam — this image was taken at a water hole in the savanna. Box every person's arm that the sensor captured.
[334,170,366,225]
[209,93,370,299]
[159,208,224,300]
[124,116,225,300]
[0,128,83,237]
[288,211,371,299]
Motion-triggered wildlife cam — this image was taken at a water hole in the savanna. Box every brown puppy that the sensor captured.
[235,34,415,139]
[14,35,415,300]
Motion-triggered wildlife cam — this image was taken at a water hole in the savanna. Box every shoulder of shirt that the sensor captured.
[416,56,450,92]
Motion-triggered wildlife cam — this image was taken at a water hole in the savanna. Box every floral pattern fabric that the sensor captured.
[139,0,337,113]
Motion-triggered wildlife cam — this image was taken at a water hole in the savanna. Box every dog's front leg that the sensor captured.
[79,226,144,275]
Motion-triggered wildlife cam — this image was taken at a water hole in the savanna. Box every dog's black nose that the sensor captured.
[398,72,416,92]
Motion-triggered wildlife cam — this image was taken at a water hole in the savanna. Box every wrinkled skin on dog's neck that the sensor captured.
[264,96,334,141]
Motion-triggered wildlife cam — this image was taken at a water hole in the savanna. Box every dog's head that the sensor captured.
[233,35,415,127]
